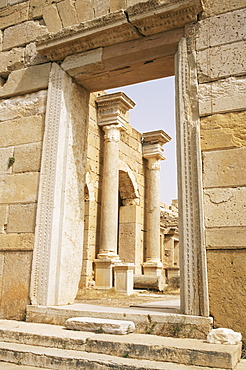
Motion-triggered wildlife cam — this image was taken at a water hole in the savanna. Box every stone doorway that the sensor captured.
[30,0,209,317]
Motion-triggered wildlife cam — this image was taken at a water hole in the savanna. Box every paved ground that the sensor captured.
[0,364,51,370]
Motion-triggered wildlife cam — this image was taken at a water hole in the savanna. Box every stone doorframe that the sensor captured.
[31,0,209,316]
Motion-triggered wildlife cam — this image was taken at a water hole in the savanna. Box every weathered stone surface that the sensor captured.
[0,205,8,234]
[0,172,39,204]
[204,187,246,227]
[197,41,246,82]
[199,76,246,116]
[0,63,51,99]
[0,251,32,320]
[61,48,104,77]
[0,2,29,30]
[13,142,42,173]
[207,328,242,345]
[110,0,126,12]
[66,317,135,334]
[24,43,49,67]
[0,0,7,9]
[0,233,34,251]
[43,4,62,33]
[57,0,78,28]
[0,147,14,174]
[75,0,94,22]
[196,8,246,50]
[201,111,246,150]
[3,21,47,50]
[0,48,24,78]
[0,115,45,147]
[201,0,246,19]
[203,147,246,188]
[94,0,110,18]
[207,249,246,344]
[0,90,47,122]
[206,227,246,249]
[7,203,37,233]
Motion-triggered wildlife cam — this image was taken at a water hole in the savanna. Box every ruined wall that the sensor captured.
[197,2,246,339]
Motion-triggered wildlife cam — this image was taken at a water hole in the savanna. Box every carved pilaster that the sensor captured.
[175,37,209,316]
[30,63,89,306]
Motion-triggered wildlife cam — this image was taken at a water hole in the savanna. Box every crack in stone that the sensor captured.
[124,11,146,37]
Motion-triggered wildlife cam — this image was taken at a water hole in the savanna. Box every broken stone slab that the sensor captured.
[66,317,135,335]
[207,328,242,345]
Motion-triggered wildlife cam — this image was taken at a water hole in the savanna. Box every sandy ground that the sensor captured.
[75,288,180,307]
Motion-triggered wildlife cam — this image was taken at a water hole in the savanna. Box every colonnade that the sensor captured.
[94,92,171,288]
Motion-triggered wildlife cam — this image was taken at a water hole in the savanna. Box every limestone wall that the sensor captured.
[197,3,246,339]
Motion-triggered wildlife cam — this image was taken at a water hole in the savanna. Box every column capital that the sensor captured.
[96,92,135,128]
[102,124,123,143]
[142,130,171,161]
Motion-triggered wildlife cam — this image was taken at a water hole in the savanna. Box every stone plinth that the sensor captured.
[142,130,171,276]
[114,264,134,295]
[94,259,113,289]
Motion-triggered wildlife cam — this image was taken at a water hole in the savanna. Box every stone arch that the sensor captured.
[118,161,140,204]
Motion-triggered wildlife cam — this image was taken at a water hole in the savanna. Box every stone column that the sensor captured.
[142,130,171,276]
[94,92,135,288]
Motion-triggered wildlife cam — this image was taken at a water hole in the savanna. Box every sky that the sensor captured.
[106,76,177,205]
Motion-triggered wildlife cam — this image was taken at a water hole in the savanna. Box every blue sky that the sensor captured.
[107,76,177,205]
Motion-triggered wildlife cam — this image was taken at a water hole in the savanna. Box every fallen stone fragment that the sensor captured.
[207,328,242,345]
[66,317,135,335]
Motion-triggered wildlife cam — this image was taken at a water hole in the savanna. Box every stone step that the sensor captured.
[0,320,242,369]
[26,303,213,339]
[0,341,243,370]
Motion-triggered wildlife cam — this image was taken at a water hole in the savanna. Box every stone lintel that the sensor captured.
[36,1,202,61]
[97,92,135,128]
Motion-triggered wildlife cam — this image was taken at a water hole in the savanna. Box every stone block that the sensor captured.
[0,48,24,78]
[0,205,8,233]
[94,259,113,289]
[196,9,246,50]
[197,41,246,83]
[206,227,246,250]
[0,251,32,320]
[0,115,45,147]
[199,76,246,116]
[0,172,39,204]
[61,48,103,77]
[203,147,246,188]
[13,142,42,173]
[207,249,246,343]
[7,203,37,233]
[201,111,246,150]
[207,328,242,345]
[0,233,34,251]
[0,0,7,9]
[57,0,78,28]
[8,0,28,4]
[75,0,94,23]
[110,0,126,12]
[66,317,135,335]
[114,264,134,295]
[3,21,47,50]
[0,2,29,30]
[0,63,51,99]
[201,0,246,19]
[0,147,14,174]
[24,43,49,67]
[43,4,62,33]
[0,90,47,122]
[119,204,141,223]
[94,0,109,18]
[204,187,246,228]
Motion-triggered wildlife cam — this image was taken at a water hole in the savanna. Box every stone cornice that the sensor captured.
[142,130,172,145]
[36,0,203,61]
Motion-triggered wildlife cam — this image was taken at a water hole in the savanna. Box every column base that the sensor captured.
[94,257,122,289]
[143,261,163,276]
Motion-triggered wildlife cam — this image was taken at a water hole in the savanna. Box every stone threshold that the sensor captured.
[26,303,213,340]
